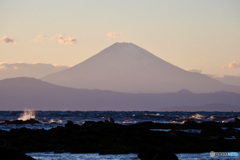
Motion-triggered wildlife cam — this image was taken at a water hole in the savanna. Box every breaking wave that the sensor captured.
[0,111,238,131]
[190,113,205,120]
[18,110,36,121]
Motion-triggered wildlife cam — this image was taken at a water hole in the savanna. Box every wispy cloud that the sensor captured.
[0,63,69,80]
[0,65,7,70]
[227,61,240,69]
[52,35,77,45]
[107,32,121,38]
[222,61,240,69]
[211,74,225,78]
[33,34,48,43]
[33,34,77,45]
[0,36,16,44]
[185,69,202,73]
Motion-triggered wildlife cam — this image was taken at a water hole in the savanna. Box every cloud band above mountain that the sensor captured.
[0,63,69,80]
[228,61,240,69]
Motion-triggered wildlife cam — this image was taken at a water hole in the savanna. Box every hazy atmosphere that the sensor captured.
[1,1,240,160]
[1,0,240,77]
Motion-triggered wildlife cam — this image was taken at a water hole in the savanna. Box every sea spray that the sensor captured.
[0,111,239,131]
[18,110,36,121]
[190,113,205,120]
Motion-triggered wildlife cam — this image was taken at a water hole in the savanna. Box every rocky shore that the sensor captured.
[0,118,240,160]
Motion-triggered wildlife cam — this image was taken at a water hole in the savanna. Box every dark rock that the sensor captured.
[65,121,80,129]
[82,121,106,128]
[3,119,40,125]
[184,120,197,125]
[25,119,41,124]
[0,147,35,160]
[0,120,240,155]
[107,117,114,124]
[54,150,65,153]
[138,151,178,160]
[234,118,240,124]
[82,121,98,127]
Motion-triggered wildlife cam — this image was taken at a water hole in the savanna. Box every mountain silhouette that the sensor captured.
[43,42,240,93]
[1,77,240,111]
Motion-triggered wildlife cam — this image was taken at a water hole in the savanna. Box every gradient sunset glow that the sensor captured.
[0,0,240,76]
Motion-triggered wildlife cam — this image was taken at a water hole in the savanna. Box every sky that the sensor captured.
[1,0,240,76]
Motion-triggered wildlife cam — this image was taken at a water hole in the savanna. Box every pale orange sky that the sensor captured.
[0,0,240,76]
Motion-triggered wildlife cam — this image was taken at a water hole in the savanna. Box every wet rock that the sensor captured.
[234,118,240,124]
[0,147,35,160]
[184,120,197,127]
[3,119,40,125]
[65,121,76,127]
[82,121,98,127]
[83,121,106,128]
[138,151,178,160]
[65,121,81,129]
[54,149,65,153]
[0,120,240,155]
[107,117,114,124]
[25,119,40,124]
[108,117,114,124]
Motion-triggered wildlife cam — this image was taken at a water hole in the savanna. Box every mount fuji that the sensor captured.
[42,43,240,93]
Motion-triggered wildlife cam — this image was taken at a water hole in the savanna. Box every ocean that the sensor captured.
[1,110,240,160]
[26,152,240,160]
[0,110,239,131]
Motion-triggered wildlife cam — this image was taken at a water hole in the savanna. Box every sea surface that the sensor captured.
[0,110,239,131]
[1,110,240,160]
[26,152,240,160]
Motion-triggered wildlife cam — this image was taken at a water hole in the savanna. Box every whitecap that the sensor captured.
[190,113,205,120]
[18,109,36,121]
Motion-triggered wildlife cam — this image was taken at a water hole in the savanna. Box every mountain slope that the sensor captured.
[159,104,240,112]
[42,43,240,93]
[210,75,240,87]
[1,77,240,111]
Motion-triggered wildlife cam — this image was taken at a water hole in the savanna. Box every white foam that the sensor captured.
[190,113,205,120]
[18,110,36,121]
[150,129,171,132]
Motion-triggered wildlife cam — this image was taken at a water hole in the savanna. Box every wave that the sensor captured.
[49,119,63,124]
[189,113,205,120]
[18,110,36,121]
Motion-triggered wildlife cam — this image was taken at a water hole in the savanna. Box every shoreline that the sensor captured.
[0,118,240,159]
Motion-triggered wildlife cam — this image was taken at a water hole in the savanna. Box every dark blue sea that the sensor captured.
[0,110,239,131]
[1,110,239,160]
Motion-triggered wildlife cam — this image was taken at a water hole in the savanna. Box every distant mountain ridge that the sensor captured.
[0,63,68,80]
[1,77,240,111]
[42,42,240,93]
[159,104,240,112]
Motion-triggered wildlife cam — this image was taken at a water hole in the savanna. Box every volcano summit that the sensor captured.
[43,43,240,93]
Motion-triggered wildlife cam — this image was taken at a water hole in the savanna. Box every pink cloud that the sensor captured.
[33,34,77,45]
[107,32,121,38]
[228,61,240,69]
[52,35,77,45]
[0,36,16,44]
